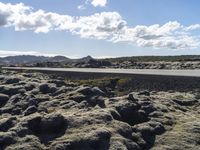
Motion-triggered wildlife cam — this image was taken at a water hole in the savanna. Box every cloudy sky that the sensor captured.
[0,0,200,57]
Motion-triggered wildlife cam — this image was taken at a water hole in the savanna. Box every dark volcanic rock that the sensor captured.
[27,113,67,144]
[39,83,57,94]
[51,128,111,150]
[24,83,36,91]
[24,106,38,116]
[0,117,16,132]
[0,85,24,96]
[173,99,198,106]
[48,80,67,87]
[0,132,16,149]
[0,94,9,107]
[0,70,199,150]
[75,86,105,97]
[39,83,51,94]
[4,77,21,84]
[115,101,149,126]
[138,91,150,96]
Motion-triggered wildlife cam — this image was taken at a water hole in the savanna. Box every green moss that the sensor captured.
[74,77,119,89]
[131,133,141,142]
[172,93,194,100]
[173,95,185,100]
[47,107,57,113]
[70,77,136,96]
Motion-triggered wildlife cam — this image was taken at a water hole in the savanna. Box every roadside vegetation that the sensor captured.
[72,77,135,96]
[104,55,200,63]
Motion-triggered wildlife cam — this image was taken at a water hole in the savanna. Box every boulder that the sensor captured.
[9,94,22,104]
[24,83,36,91]
[48,80,67,87]
[50,128,111,150]
[173,99,198,106]
[0,117,16,132]
[0,86,23,96]
[138,91,150,96]
[39,83,57,94]
[4,77,21,84]
[24,106,38,116]
[39,83,50,94]
[76,86,105,97]
[0,132,16,149]
[0,94,9,107]
[116,101,148,125]
[27,113,68,143]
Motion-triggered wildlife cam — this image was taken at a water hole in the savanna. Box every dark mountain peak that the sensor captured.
[80,55,94,62]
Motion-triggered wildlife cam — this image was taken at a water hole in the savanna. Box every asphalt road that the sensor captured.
[2,67,200,78]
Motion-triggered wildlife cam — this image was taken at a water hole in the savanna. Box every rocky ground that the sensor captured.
[33,60,200,70]
[110,61,200,69]
[3,55,200,69]
[0,70,200,150]
[18,55,200,69]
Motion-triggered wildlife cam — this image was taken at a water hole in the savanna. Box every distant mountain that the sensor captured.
[0,55,101,66]
[0,55,47,65]
[71,55,111,68]
[0,54,113,68]
[78,55,94,63]
[0,55,70,65]
[48,56,71,62]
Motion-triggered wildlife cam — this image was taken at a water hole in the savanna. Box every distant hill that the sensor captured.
[1,55,200,69]
[48,56,71,62]
[0,55,48,65]
[78,55,94,63]
[33,55,111,68]
[0,55,70,65]
[0,55,110,68]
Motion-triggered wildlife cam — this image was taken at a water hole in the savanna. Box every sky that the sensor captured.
[0,0,200,58]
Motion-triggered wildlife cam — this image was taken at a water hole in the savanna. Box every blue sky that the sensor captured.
[0,0,200,58]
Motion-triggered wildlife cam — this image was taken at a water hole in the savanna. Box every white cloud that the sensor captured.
[78,0,107,9]
[14,10,74,33]
[90,0,107,7]
[113,21,200,50]
[0,2,200,50]
[0,2,74,33]
[71,12,126,39]
[0,2,30,26]
[184,24,200,31]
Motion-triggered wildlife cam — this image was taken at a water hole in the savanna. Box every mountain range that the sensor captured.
[0,55,94,65]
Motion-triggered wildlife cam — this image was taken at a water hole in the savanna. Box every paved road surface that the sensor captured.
[2,67,200,78]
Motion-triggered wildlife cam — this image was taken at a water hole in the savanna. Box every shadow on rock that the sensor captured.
[27,113,68,144]
[51,128,111,150]
[115,102,150,126]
